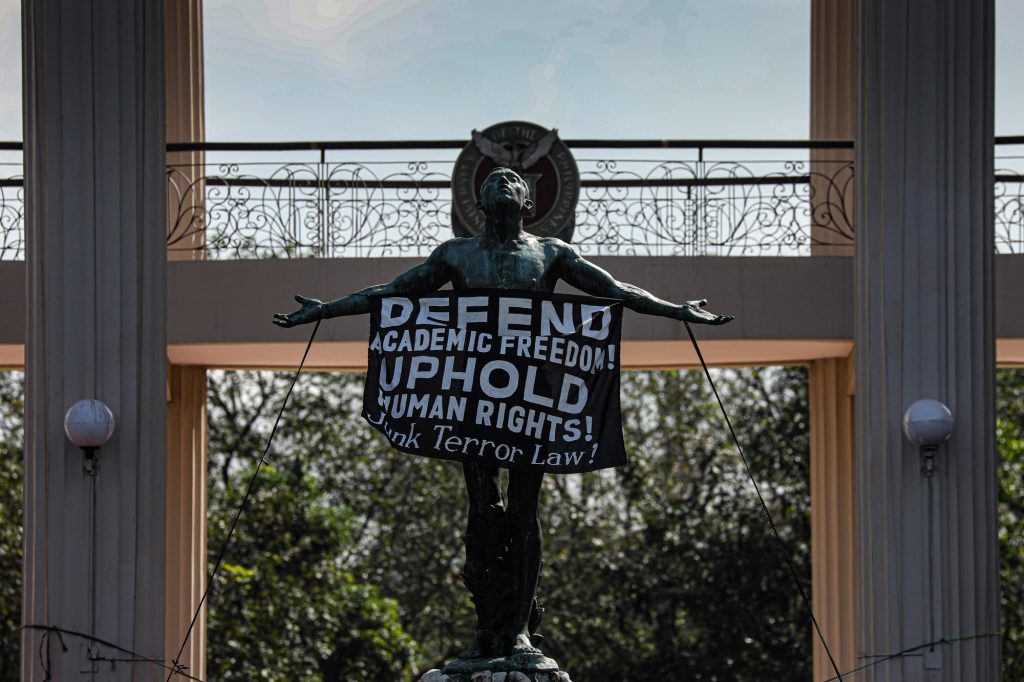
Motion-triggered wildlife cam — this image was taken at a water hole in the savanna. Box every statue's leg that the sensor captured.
[502,469,545,656]
[459,461,505,659]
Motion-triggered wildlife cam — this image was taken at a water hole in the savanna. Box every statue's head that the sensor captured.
[477,167,534,217]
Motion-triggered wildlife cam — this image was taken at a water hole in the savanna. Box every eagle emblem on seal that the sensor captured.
[451,121,580,242]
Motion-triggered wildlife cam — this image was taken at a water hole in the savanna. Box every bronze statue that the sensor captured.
[273,167,733,675]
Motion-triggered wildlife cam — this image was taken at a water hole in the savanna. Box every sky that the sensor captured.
[0,1,1022,141]
[199,0,810,140]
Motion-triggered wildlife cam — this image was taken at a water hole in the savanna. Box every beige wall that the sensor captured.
[810,355,857,680]
[165,364,207,681]
[810,0,855,257]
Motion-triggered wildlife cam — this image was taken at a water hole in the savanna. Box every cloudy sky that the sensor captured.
[0,1,1022,141]
[199,0,810,140]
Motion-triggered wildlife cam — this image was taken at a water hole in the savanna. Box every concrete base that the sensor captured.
[443,651,559,674]
[420,669,570,682]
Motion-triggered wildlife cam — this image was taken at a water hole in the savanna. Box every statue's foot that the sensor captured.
[511,632,541,656]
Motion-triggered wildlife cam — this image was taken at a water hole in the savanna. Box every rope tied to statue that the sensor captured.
[682,320,845,681]
[166,318,322,681]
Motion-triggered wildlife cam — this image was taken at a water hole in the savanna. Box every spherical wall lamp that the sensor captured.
[902,398,953,476]
[64,399,115,475]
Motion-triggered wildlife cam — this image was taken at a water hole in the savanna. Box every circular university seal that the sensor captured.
[451,121,580,242]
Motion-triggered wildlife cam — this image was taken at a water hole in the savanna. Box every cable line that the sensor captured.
[166,319,322,680]
[683,320,844,681]
[23,624,204,682]
[822,632,1000,681]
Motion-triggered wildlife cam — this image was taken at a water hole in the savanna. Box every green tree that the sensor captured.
[538,367,813,681]
[999,368,1024,676]
[0,372,23,682]
[205,462,417,680]
[207,371,474,673]
[207,367,815,680]
[3,366,1020,680]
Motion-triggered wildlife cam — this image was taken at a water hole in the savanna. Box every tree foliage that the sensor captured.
[0,368,1022,681]
[207,371,472,675]
[206,367,815,680]
[205,463,417,680]
[999,368,1024,677]
[0,372,23,682]
[537,368,813,681]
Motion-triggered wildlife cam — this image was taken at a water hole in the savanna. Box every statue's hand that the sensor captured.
[679,299,734,326]
[273,295,325,328]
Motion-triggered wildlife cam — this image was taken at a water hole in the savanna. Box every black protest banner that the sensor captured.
[362,290,627,473]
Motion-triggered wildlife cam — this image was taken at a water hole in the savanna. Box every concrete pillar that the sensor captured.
[165,365,207,680]
[166,0,205,259]
[21,1,166,680]
[810,0,855,256]
[856,1,999,680]
[164,2,208,676]
[809,355,857,680]
[809,5,857,672]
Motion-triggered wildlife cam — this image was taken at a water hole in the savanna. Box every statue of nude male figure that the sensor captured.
[273,167,733,672]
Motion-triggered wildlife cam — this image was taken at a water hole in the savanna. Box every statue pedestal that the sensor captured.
[419,669,570,682]
[421,650,569,682]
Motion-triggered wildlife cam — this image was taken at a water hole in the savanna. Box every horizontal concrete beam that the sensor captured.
[1,255,1022,368]
[166,256,857,345]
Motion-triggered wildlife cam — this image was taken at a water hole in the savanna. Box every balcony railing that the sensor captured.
[0,142,22,261]
[164,139,855,259]
[1,138,1023,260]
[996,136,1024,253]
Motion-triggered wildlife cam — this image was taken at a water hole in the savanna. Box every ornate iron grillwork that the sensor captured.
[167,159,453,259]
[165,140,858,259]
[0,146,23,261]
[995,138,1024,253]
[2,139,1023,260]
[996,173,1024,253]
[571,157,854,256]
[166,159,858,259]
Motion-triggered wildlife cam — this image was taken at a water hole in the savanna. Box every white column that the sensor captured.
[809,355,857,680]
[809,0,854,256]
[21,1,167,680]
[856,1,999,680]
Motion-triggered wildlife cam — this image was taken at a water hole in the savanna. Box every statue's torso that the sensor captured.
[442,235,563,293]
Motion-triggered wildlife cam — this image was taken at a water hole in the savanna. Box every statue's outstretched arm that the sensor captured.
[272,251,451,328]
[558,246,733,326]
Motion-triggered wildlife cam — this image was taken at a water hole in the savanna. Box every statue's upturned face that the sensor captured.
[479,168,532,214]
